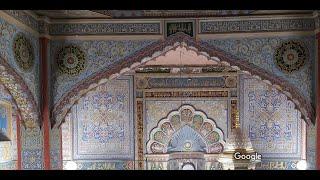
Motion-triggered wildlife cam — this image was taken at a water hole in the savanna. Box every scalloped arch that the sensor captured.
[0,56,39,129]
[53,33,314,127]
[146,105,225,154]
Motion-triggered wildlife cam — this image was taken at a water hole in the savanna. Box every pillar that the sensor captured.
[39,37,51,169]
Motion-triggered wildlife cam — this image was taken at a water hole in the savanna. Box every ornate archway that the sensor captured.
[146,105,225,154]
[52,33,314,127]
[0,57,39,129]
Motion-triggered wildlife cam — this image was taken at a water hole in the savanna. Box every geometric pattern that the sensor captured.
[21,127,43,170]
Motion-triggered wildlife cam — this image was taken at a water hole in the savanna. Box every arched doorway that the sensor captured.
[58,34,308,170]
[53,33,312,129]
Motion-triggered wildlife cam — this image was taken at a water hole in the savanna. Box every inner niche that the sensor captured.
[167,125,206,153]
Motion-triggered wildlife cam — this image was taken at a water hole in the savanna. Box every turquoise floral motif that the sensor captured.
[51,40,156,104]
[72,77,134,160]
[202,36,314,103]
[22,149,43,169]
[21,127,43,170]
[0,18,40,106]
[82,123,125,143]
[241,76,302,158]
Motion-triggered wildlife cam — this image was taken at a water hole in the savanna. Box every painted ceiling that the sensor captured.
[31,10,313,19]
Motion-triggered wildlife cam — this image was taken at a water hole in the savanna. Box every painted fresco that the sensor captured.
[61,76,134,169]
[240,75,305,160]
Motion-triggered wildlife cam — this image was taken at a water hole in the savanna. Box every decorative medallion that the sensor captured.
[13,33,34,71]
[225,76,237,88]
[135,77,149,89]
[183,141,192,151]
[56,45,86,75]
[274,41,308,73]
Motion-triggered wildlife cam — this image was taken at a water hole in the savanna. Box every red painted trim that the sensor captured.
[40,37,51,170]
[317,33,320,170]
[16,114,21,170]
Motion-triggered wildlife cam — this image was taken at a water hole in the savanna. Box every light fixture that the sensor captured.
[296,160,307,170]
[65,161,78,170]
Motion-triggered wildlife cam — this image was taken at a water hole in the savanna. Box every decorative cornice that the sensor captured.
[38,20,50,36]
[52,33,314,128]
[2,10,320,36]
[2,10,39,32]
[49,22,161,35]
[200,18,315,34]
[314,12,320,33]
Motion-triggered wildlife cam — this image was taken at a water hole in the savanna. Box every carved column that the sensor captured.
[39,37,51,169]
[136,100,144,170]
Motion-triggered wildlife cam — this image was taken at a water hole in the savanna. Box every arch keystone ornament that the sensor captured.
[52,33,314,128]
[146,105,225,154]
[0,57,39,129]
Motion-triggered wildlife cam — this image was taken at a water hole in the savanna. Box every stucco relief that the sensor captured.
[145,100,228,153]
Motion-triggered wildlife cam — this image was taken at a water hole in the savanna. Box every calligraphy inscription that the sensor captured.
[145,91,228,98]
[166,22,194,37]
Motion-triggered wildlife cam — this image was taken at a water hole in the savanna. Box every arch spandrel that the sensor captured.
[0,56,39,129]
[52,33,314,128]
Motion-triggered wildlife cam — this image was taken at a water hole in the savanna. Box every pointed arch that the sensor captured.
[0,56,39,129]
[52,33,314,127]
